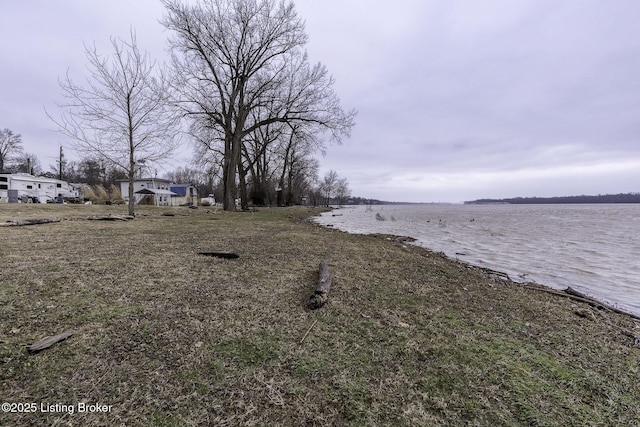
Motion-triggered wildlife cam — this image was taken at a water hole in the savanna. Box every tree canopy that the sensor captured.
[162,0,355,210]
[49,30,180,215]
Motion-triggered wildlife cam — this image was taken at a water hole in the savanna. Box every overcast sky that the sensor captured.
[2,1,640,202]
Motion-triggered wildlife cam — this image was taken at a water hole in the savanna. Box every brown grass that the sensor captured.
[0,204,639,426]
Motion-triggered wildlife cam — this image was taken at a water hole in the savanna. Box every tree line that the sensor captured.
[1,137,351,208]
[164,165,351,207]
[465,194,640,204]
[0,128,43,175]
[1,131,127,188]
[41,0,355,215]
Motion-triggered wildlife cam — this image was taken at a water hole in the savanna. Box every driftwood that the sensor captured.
[564,286,640,321]
[1,218,61,227]
[198,251,239,259]
[86,215,134,221]
[2,215,134,226]
[520,284,640,322]
[307,262,331,309]
[471,265,512,281]
[27,331,74,353]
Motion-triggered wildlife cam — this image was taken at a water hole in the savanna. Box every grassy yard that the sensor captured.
[0,204,639,426]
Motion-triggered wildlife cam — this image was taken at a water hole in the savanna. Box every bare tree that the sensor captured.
[49,159,80,182]
[334,177,351,206]
[9,152,42,175]
[164,166,204,185]
[0,128,23,172]
[162,0,355,211]
[243,120,283,205]
[48,30,180,215]
[320,169,338,206]
[287,153,318,205]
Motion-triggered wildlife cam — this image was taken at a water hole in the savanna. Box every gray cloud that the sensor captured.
[297,0,640,201]
[2,0,639,201]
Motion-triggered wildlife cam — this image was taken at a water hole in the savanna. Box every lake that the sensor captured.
[315,204,640,317]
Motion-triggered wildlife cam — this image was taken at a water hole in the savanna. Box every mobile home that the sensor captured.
[0,173,80,203]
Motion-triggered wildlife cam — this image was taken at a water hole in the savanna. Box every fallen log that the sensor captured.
[198,251,239,259]
[1,218,61,227]
[520,283,640,321]
[473,265,511,281]
[86,215,134,221]
[564,286,640,320]
[307,262,331,310]
[27,331,74,353]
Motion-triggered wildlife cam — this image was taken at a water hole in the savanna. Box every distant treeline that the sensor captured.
[465,193,640,204]
[336,196,420,205]
[338,196,386,205]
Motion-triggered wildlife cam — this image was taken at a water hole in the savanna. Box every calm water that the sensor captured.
[315,204,640,317]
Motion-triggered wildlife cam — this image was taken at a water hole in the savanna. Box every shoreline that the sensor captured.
[322,224,640,323]
[314,204,640,320]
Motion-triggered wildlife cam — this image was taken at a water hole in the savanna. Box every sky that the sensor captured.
[2,0,640,203]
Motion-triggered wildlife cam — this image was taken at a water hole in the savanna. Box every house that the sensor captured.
[0,173,81,203]
[169,183,198,206]
[117,178,176,206]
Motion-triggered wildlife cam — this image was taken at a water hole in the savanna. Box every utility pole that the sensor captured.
[57,146,65,180]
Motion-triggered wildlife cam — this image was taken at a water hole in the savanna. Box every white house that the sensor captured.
[169,183,198,206]
[117,178,176,206]
[0,173,80,203]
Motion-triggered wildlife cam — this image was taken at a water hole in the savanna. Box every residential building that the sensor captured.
[0,173,81,203]
[169,183,198,206]
[118,178,175,206]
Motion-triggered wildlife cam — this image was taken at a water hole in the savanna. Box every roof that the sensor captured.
[0,172,69,185]
[169,183,195,197]
[135,188,177,196]
[116,178,172,183]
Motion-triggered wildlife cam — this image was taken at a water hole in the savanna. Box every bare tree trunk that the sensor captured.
[128,175,135,215]
[238,160,249,211]
[278,132,293,206]
[128,103,136,216]
[222,135,236,211]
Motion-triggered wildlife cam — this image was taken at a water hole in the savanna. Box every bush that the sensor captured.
[83,186,97,203]
[82,185,111,204]
[110,184,125,205]
[94,185,109,204]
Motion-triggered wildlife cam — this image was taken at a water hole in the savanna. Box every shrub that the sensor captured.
[83,185,111,204]
[110,184,125,205]
[94,185,110,204]
[83,186,97,203]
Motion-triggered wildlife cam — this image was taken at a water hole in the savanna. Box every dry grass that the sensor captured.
[1,204,639,426]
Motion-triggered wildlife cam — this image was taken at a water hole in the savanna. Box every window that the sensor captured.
[27,185,33,189]
[0,184,7,190]
[0,177,7,182]
[56,183,62,188]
